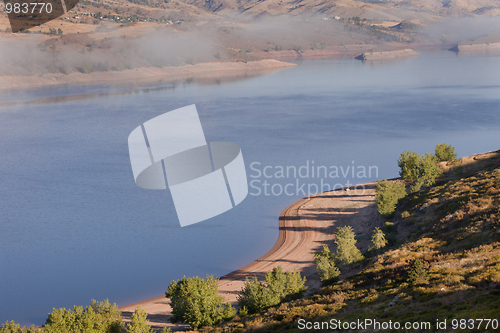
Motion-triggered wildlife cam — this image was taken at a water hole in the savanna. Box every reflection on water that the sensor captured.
[0,84,178,108]
[0,68,285,107]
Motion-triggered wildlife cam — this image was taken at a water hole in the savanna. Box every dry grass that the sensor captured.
[200,151,500,332]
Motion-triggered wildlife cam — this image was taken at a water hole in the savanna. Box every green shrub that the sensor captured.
[238,266,306,314]
[368,227,388,252]
[0,321,19,333]
[314,245,341,282]
[2,300,123,333]
[89,299,123,332]
[335,226,364,266]
[266,266,306,300]
[412,153,441,192]
[43,299,123,333]
[0,320,37,333]
[375,179,407,217]
[0,321,36,333]
[398,151,421,182]
[237,276,271,313]
[126,306,152,333]
[398,151,441,192]
[435,143,458,162]
[166,275,235,329]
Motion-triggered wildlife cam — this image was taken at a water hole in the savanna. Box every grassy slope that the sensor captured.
[203,150,500,333]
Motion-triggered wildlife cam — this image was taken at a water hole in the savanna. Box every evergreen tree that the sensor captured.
[335,226,364,266]
[407,258,428,285]
[398,151,421,182]
[126,307,152,333]
[375,179,407,217]
[369,227,388,253]
[314,245,341,282]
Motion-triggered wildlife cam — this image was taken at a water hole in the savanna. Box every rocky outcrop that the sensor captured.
[451,29,500,56]
[356,49,420,61]
[450,42,500,56]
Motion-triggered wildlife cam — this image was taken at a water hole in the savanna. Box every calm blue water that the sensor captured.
[0,51,499,326]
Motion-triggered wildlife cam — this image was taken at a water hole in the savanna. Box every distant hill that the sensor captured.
[1,0,499,78]
[177,0,500,19]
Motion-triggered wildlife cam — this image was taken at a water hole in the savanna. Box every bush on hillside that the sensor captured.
[166,275,235,329]
[368,227,388,253]
[435,143,458,162]
[398,151,441,192]
[375,179,407,217]
[238,266,307,314]
[314,245,341,282]
[0,321,37,333]
[398,151,421,182]
[43,299,123,333]
[126,306,152,333]
[1,300,125,333]
[335,226,364,266]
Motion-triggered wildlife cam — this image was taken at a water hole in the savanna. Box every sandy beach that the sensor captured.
[119,182,383,331]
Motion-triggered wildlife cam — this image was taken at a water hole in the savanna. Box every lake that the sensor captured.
[0,51,499,326]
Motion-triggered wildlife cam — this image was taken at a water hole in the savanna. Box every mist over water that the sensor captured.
[2,15,500,76]
[421,17,500,43]
[0,51,500,326]
[0,26,217,75]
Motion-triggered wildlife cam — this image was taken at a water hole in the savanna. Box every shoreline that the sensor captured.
[0,43,455,92]
[119,182,382,331]
[0,59,296,91]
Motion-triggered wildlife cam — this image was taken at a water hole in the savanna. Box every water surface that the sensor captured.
[0,51,499,325]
